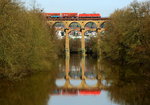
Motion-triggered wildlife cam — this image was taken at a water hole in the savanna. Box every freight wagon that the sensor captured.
[62,13,78,18]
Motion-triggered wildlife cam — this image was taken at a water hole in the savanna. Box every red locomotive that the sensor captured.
[79,13,101,18]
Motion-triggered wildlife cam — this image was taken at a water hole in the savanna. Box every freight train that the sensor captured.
[43,13,101,19]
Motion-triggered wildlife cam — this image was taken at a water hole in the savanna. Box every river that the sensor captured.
[0,54,149,105]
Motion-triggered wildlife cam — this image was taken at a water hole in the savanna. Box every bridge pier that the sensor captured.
[81,56,86,80]
[81,29,86,56]
[65,55,70,79]
[65,30,70,57]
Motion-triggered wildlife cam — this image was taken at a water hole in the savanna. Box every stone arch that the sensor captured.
[69,22,81,29]
[53,22,65,29]
[85,22,97,29]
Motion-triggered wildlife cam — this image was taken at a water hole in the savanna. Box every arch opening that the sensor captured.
[53,22,65,29]
[69,22,81,29]
[100,22,106,28]
[85,22,97,29]
[68,30,81,52]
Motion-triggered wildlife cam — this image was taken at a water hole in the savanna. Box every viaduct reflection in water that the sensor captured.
[0,55,148,105]
[52,55,105,96]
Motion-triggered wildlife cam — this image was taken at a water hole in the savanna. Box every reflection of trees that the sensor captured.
[102,62,150,105]
[70,39,81,52]
[0,70,58,105]
[86,37,98,55]
[85,56,97,72]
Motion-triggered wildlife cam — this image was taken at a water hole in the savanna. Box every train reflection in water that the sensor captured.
[51,55,105,96]
[51,89,101,96]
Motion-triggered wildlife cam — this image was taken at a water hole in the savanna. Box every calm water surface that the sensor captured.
[0,54,149,105]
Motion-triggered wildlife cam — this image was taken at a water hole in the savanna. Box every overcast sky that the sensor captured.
[20,0,145,17]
